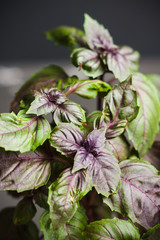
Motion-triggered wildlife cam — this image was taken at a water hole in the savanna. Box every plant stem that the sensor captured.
[53,156,72,167]
[97,74,104,111]
[97,96,102,111]
[39,234,44,240]
[81,196,94,223]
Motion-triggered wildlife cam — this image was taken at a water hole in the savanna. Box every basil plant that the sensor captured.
[0,14,160,240]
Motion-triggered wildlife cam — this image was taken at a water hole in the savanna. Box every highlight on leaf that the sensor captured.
[0,110,51,153]
[126,73,160,157]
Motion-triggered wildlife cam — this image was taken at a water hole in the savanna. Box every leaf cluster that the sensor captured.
[0,14,160,240]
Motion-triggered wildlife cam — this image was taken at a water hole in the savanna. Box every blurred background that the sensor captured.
[0,0,160,229]
[1,0,160,61]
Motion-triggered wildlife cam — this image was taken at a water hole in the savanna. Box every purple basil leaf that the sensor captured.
[73,147,94,172]
[48,168,92,230]
[27,88,86,125]
[0,110,51,153]
[87,111,128,139]
[71,47,105,78]
[50,123,84,157]
[84,14,114,52]
[72,148,121,197]
[143,141,160,170]
[27,88,67,115]
[72,128,106,172]
[104,159,160,229]
[107,46,140,82]
[45,25,87,50]
[87,111,126,139]
[84,217,140,240]
[103,77,138,122]
[85,127,106,152]
[86,150,121,197]
[10,65,70,113]
[0,208,39,240]
[53,100,86,125]
[0,147,51,192]
[106,136,130,162]
[126,73,160,157]
[13,197,36,225]
[103,78,138,138]
[51,125,120,197]
[105,120,127,139]
[40,205,88,239]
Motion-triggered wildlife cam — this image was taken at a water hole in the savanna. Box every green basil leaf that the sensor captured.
[33,186,49,210]
[45,26,86,49]
[11,65,70,112]
[40,205,88,240]
[146,74,160,99]
[83,217,140,239]
[126,73,160,157]
[0,208,39,240]
[40,211,54,240]
[66,79,111,99]
[0,110,51,153]
[48,168,92,230]
[13,197,36,225]
[142,224,160,240]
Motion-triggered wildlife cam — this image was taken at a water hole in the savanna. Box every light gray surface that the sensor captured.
[0,58,160,227]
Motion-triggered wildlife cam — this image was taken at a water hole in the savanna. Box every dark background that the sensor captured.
[0,0,160,62]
